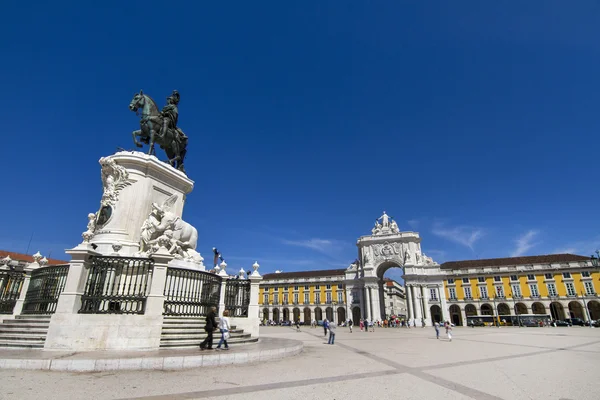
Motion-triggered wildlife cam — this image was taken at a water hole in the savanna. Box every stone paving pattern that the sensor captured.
[0,326,598,400]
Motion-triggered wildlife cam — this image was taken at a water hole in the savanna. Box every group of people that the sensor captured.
[199,306,232,351]
[321,318,337,344]
[433,321,454,341]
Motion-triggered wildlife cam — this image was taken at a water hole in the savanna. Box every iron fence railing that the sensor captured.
[79,256,153,314]
[22,265,69,314]
[0,269,25,314]
[224,279,250,317]
[163,267,222,316]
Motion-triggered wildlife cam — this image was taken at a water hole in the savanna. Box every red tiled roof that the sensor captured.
[262,268,347,280]
[0,250,68,265]
[440,254,590,270]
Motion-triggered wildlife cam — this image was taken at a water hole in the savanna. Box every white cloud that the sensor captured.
[511,230,540,257]
[281,238,340,253]
[553,236,600,255]
[431,223,485,251]
[407,219,420,229]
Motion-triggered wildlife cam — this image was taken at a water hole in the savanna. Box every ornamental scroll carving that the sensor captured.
[371,241,403,264]
[99,157,132,208]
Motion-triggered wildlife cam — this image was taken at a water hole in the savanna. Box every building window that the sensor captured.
[337,284,343,289]
[294,286,299,291]
[480,286,488,299]
[565,282,576,296]
[478,277,485,283]
[582,271,591,278]
[544,273,553,280]
[326,284,331,290]
[512,285,521,298]
[304,285,309,290]
[527,274,535,280]
[584,281,595,295]
[510,275,518,281]
[274,294,279,304]
[273,287,278,291]
[304,292,309,304]
[462,278,469,284]
[530,284,539,297]
[563,272,571,279]
[337,292,343,303]
[294,293,299,304]
[263,294,269,304]
[284,286,288,290]
[447,279,454,284]
[315,293,321,304]
[449,287,457,300]
[496,286,504,298]
[315,285,320,290]
[326,292,332,303]
[547,283,557,297]
[430,288,438,301]
[464,287,472,300]
[283,294,289,304]
[494,276,501,282]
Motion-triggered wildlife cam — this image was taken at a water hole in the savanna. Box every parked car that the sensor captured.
[553,320,571,327]
[593,320,600,328]
[564,318,585,326]
[584,320,596,326]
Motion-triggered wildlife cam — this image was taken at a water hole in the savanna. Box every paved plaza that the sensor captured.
[1,326,599,400]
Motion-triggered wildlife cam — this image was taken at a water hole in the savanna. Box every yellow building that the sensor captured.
[442,254,599,326]
[258,269,351,324]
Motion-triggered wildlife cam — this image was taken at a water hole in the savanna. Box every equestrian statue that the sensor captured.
[129,90,188,173]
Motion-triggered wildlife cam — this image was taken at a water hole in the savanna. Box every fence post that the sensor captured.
[218,261,228,317]
[145,245,173,316]
[11,253,45,317]
[53,243,99,314]
[248,261,263,320]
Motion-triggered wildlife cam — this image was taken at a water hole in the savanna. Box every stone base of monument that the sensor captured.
[0,337,302,371]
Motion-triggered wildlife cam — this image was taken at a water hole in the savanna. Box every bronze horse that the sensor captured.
[129,91,187,172]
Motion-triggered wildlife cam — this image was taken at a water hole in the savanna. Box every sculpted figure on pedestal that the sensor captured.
[139,195,201,263]
[372,211,399,236]
[129,90,188,173]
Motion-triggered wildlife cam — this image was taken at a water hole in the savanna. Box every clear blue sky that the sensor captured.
[1,2,599,279]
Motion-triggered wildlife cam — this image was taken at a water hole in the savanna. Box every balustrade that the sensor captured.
[22,265,69,314]
[0,270,25,314]
[163,267,221,316]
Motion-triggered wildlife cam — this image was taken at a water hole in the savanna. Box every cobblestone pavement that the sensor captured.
[1,326,599,400]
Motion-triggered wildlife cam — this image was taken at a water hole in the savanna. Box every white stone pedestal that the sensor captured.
[90,151,194,257]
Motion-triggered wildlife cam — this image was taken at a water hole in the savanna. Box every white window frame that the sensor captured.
[315,293,321,304]
[584,281,595,295]
[304,292,309,304]
[294,293,299,304]
[326,292,332,303]
[565,282,576,296]
[449,287,457,300]
[337,291,343,303]
[495,286,504,298]
[512,284,522,298]
[529,284,539,297]
[464,287,472,300]
[429,288,438,301]
[479,286,488,299]
[263,294,269,304]
[547,283,557,297]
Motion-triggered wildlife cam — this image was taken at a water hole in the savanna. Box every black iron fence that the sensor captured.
[163,267,222,316]
[0,270,25,314]
[22,265,69,314]
[224,279,251,317]
[79,256,153,314]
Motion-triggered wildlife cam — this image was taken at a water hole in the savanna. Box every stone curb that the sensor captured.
[0,339,303,372]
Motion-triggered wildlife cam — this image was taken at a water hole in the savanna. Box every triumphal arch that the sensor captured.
[344,212,448,325]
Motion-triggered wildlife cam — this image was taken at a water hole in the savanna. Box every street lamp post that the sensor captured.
[590,250,599,268]
[580,290,594,329]
[491,296,500,328]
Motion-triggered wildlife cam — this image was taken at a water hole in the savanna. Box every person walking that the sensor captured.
[348,318,353,333]
[434,321,440,339]
[445,320,453,341]
[323,318,329,338]
[328,320,337,345]
[359,319,364,331]
[215,310,230,350]
[200,306,218,350]
[295,319,301,332]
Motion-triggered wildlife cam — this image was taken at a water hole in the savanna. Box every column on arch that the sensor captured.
[371,284,383,321]
[405,284,413,320]
[421,286,429,321]
[412,285,422,322]
[363,286,371,320]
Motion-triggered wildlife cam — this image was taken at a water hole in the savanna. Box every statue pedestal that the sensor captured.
[90,151,194,257]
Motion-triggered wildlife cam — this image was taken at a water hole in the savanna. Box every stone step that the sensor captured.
[159,337,258,348]
[0,323,50,329]
[15,315,52,320]
[0,341,45,349]
[161,327,244,333]
[0,334,48,341]
[0,327,49,335]
[160,333,251,341]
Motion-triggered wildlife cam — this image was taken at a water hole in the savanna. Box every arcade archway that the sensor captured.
[550,302,565,320]
[262,308,269,321]
[337,307,346,323]
[326,307,334,322]
[283,308,290,322]
[465,304,477,316]
[293,307,301,322]
[497,303,510,316]
[303,307,311,323]
[532,302,546,315]
[515,302,528,315]
[430,305,442,323]
[273,308,280,321]
[568,301,584,319]
[481,303,493,315]
[314,307,323,321]
[352,307,361,324]
[449,305,462,326]
[376,260,405,321]
[588,300,600,320]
